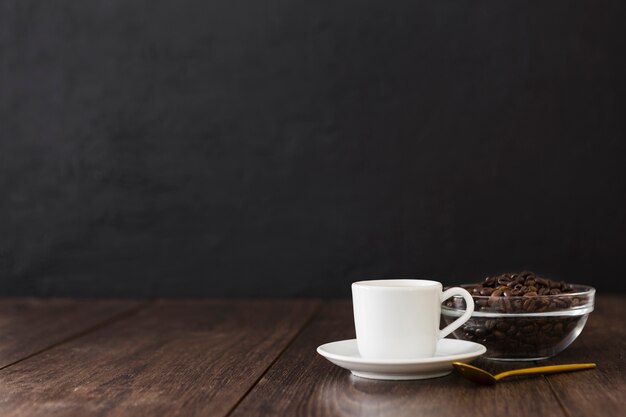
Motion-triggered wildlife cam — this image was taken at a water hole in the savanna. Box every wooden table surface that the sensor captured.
[0,296,623,417]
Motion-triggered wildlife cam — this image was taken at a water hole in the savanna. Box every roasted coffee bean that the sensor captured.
[442,272,589,358]
[475,328,487,338]
[522,298,532,310]
[446,315,587,358]
[480,287,494,296]
[472,271,573,295]
[484,276,496,286]
[498,276,511,285]
[493,330,506,339]
[495,321,510,332]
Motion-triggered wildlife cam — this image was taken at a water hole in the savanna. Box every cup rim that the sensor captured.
[352,279,442,289]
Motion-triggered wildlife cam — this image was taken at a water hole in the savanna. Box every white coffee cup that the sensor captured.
[352,279,474,359]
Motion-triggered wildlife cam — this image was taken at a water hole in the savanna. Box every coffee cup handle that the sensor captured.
[439,287,475,339]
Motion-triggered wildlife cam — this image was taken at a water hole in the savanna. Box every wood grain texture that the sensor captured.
[0,297,621,417]
[230,300,567,417]
[0,299,319,417]
[540,295,626,417]
[0,298,142,368]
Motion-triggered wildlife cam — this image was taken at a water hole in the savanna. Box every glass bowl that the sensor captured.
[441,284,595,361]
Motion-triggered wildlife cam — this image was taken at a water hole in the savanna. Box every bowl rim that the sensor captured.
[442,284,595,317]
[445,283,596,299]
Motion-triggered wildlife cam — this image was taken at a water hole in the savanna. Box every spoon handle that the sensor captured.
[496,363,596,380]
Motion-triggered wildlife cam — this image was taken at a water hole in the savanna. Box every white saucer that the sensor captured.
[316,338,486,380]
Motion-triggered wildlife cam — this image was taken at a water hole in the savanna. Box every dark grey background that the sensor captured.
[1,0,624,297]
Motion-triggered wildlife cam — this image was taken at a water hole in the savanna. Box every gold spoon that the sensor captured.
[452,362,596,385]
